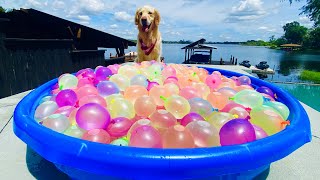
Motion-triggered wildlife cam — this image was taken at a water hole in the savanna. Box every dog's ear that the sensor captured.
[135,8,141,25]
[154,9,160,26]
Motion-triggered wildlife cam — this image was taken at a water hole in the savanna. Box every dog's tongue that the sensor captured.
[142,26,149,32]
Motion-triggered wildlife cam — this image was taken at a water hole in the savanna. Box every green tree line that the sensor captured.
[242,21,320,49]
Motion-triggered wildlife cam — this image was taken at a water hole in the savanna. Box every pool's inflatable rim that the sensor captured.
[13,66,311,178]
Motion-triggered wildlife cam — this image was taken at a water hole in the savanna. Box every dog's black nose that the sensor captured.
[141,19,147,26]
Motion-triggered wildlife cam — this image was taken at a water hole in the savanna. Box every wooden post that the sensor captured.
[119,48,124,56]
[209,49,212,64]
[184,49,187,62]
[115,48,120,57]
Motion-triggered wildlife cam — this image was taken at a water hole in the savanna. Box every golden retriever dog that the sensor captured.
[135,5,162,63]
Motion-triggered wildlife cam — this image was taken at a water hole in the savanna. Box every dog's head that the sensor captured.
[135,5,160,33]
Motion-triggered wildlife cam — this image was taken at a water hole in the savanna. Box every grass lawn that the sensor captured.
[300,70,320,83]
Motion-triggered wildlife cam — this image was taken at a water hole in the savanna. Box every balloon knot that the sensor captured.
[59,85,63,90]
[274,93,278,99]
[160,96,167,101]
[229,97,235,101]
[281,120,290,126]
[245,107,252,112]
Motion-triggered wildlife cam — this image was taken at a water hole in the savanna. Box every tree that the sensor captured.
[308,27,320,47]
[275,36,287,46]
[282,21,308,44]
[301,0,320,27]
[0,6,6,13]
[287,0,320,27]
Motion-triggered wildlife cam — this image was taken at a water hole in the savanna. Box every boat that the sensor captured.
[256,61,270,70]
[239,60,251,68]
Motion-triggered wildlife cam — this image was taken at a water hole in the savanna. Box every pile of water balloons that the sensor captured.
[34,61,290,148]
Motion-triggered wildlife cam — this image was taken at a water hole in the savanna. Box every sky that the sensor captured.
[1,0,314,42]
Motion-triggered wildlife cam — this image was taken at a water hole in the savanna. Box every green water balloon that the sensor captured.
[231,90,264,108]
[264,101,290,120]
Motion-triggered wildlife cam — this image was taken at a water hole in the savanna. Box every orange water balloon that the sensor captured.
[124,85,148,104]
[149,86,170,107]
[162,125,195,148]
[134,95,157,117]
[207,92,229,110]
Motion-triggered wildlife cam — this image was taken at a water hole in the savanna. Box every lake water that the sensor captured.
[117,44,320,111]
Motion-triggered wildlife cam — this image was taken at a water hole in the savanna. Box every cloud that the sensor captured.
[77,15,91,21]
[110,24,118,28]
[258,26,277,32]
[79,0,106,13]
[225,0,267,23]
[219,34,232,40]
[114,11,133,22]
[299,16,313,27]
[52,0,65,9]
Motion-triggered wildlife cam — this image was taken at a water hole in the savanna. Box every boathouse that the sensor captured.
[0,8,136,98]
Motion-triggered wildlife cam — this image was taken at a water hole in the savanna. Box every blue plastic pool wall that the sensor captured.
[13,67,311,179]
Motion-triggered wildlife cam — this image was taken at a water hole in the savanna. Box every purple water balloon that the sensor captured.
[256,86,274,98]
[180,112,205,126]
[238,76,251,85]
[219,118,256,146]
[97,81,120,97]
[252,124,268,140]
[76,68,94,77]
[55,89,78,107]
[95,67,112,79]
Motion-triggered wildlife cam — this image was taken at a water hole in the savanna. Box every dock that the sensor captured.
[249,65,275,74]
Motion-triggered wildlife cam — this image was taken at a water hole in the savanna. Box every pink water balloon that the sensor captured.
[229,107,250,119]
[149,110,177,133]
[180,112,205,126]
[78,94,107,107]
[41,114,70,133]
[252,124,268,140]
[76,103,110,130]
[55,106,76,117]
[147,81,159,91]
[129,125,162,148]
[179,86,201,99]
[127,119,152,138]
[82,129,111,144]
[205,74,222,89]
[162,66,176,78]
[106,117,133,138]
[221,102,248,112]
[76,85,98,99]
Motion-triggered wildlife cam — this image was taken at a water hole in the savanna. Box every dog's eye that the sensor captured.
[139,12,142,16]
[148,12,152,15]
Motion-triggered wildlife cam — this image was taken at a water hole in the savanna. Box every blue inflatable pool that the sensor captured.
[13,67,311,179]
